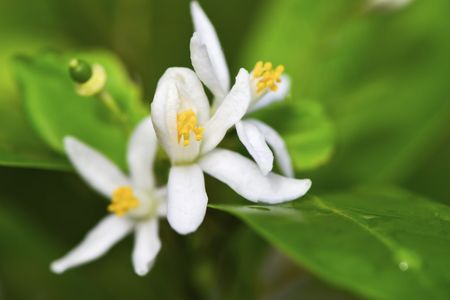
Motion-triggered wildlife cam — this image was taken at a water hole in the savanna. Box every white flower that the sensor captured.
[151,67,311,235]
[190,1,294,177]
[50,117,166,276]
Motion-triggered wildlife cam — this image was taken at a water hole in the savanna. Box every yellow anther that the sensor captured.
[252,61,285,94]
[108,186,140,217]
[177,109,204,147]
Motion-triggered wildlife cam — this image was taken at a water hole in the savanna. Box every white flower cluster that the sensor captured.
[51,1,311,276]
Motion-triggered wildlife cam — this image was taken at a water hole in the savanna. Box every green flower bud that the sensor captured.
[69,59,93,83]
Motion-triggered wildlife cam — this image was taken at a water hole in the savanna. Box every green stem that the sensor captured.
[97,91,130,133]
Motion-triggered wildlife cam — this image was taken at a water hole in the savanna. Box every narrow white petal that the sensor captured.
[199,149,311,204]
[248,120,294,177]
[369,0,412,10]
[190,32,227,100]
[190,1,229,94]
[132,218,161,276]
[167,165,208,235]
[155,187,168,217]
[249,75,291,113]
[202,69,251,154]
[64,137,129,198]
[236,120,273,175]
[50,215,133,274]
[127,117,157,192]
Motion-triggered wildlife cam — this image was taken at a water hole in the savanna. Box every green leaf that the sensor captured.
[250,99,335,171]
[0,1,72,170]
[0,201,107,299]
[13,50,147,168]
[210,187,450,299]
[0,51,70,171]
[0,167,201,299]
[240,0,450,186]
[0,103,70,170]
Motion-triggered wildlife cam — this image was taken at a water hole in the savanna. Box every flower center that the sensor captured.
[177,109,204,147]
[252,61,284,94]
[108,186,140,217]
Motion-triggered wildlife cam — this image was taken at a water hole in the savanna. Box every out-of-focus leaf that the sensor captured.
[240,0,450,188]
[13,50,147,168]
[0,202,105,300]
[251,99,335,171]
[0,1,73,170]
[0,167,201,299]
[0,48,70,171]
[0,101,70,170]
[404,135,450,204]
[211,187,450,299]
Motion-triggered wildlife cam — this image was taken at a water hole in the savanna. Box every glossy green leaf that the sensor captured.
[13,50,147,168]
[240,0,450,187]
[251,99,334,171]
[211,187,450,299]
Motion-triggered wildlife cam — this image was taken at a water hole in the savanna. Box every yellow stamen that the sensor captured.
[252,61,284,94]
[177,109,204,147]
[108,186,140,217]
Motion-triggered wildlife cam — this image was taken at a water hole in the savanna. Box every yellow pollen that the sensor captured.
[108,186,140,217]
[252,61,285,94]
[177,109,204,147]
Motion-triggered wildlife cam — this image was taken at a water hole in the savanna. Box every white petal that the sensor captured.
[247,120,294,177]
[249,75,291,113]
[127,117,157,192]
[155,187,168,217]
[369,0,412,10]
[201,69,251,154]
[199,149,311,204]
[64,137,129,198]
[190,32,227,100]
[51,215,133,274]
[151,68,210,163]
[167,165,208,235]
[236,120,273,175]
[151,78,177,156]
[190,1,229,95]
[132,218,161,276]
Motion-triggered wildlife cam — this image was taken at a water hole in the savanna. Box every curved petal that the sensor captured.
[247,120,294,177]
[64,137,129,198]
[190,32,227,100]
[128,117,158,192]
[249,75,291,113]
[151,78,178,157]
[190,1,229,95]
[201,69,250,154]
[199,149,311,204]
[167,165,208,235]
[236,120,273,175]
[151,68,209,163]
[132,218,161,276]
[50,215,133,274]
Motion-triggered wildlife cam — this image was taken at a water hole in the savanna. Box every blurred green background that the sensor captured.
[0,0,449,299]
